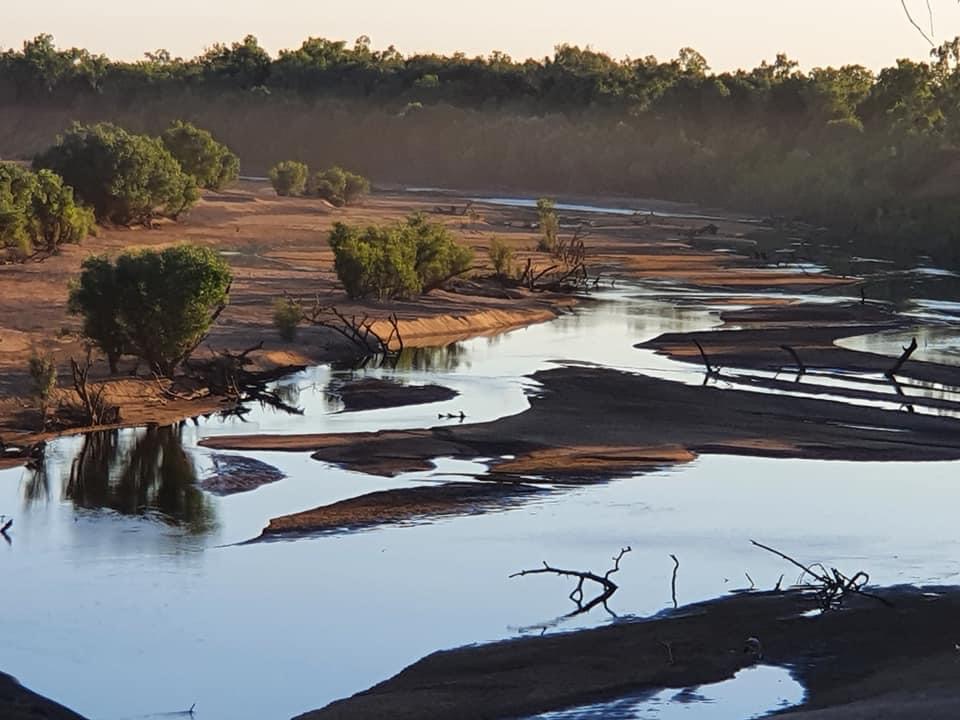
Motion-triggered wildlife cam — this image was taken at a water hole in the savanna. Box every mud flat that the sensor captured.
[258,481,546,538]
[0,672,88,720]
[329,377,458,412]
[296,586,960,720]
[642,301,960,387]
[203,364,960,482]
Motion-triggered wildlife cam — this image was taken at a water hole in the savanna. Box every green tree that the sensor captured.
[34,122,198,225]
[536,198,559,252]
[161,121,240,190]
[329,214,472,299]
[310,165,370,205]
[269,160,309,196]
[0,164,94,257]
[27,169,96,253]
[69,245,232,376]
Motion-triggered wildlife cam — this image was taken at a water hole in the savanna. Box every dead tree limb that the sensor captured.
[670,554,680,609]
[779,344,806,380]
[886,337,918,378]
[299,298,404,364]
[70,351,120,426]
[511,547,632,617]
[693,340,721,383]
[750,539,892,611]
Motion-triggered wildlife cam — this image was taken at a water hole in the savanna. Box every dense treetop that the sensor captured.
[5,32,960,134]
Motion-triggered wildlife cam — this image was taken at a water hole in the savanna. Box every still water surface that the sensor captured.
[3,282,960,720]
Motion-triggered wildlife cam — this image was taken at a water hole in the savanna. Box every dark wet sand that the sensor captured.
[258,481,546,538]
[330,377,458,412]
[297,586,960,720]
[0,672,88,720]
[203,363,960,486]
[200,453,287,495]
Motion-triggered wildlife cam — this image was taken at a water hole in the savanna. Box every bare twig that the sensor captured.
[779,345,806,380]
[886,337,918,378]
[745,572,756,590]
[670,554,680,609]
[751,539,893,611]
[902,0,936,46]
[511,547,632,618]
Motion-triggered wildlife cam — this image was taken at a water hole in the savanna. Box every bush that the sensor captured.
[536,197,559,253]
[310,165,370,206]
[0,164,35,256]
[272,297,300,341]
[161,120,240,190]
[69,245,232,376]
[329,214,472,300]
[488,237,514,278]
[269,160,308,196]
[0,164,95,257]
[28,351,57,429]
[34,122,198,225]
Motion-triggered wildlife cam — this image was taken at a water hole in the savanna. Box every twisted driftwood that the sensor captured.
[511,547,632,617]
[751,540,892,611]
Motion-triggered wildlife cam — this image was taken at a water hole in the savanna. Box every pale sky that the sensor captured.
[4,1,960,71]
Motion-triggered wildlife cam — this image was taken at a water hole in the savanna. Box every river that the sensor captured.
[3,221,960,719]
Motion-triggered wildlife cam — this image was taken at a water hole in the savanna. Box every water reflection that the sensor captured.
[24,426,218,535]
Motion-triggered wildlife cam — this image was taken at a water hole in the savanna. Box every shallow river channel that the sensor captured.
[3,273,960,718]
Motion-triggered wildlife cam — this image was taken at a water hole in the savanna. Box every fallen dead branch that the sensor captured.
[186,342,304,415]
[751,539,893,611]
[670,554,680,609]
[298,297,404,365]
[511,547,632,618]
[779,345,806,380]
[886,337,918,379]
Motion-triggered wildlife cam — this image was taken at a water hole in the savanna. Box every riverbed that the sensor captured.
[4,219,960,718]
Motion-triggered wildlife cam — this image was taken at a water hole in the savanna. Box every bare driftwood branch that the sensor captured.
[670,554,680,609]
[751,539,893,611]
[298,297,404,364]
[511,547,632,617]
[779,344,806,380]
[886,337,918,378]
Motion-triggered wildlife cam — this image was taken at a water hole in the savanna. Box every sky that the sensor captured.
[3,0,960,71]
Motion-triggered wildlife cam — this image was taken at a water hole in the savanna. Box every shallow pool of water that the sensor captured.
[532,664,805,719]
[4,283,960,720]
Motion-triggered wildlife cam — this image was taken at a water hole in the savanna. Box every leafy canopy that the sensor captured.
[69,245,232,376]
[0,163,94,258]
[269,160,308,197]
[161,120,240,190]
[310,165,370,206]
[34,122,198,225]
[329,214,472,300]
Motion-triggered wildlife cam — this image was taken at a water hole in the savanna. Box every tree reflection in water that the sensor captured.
[36,425,218,535]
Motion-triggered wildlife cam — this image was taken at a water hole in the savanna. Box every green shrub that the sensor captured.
[69,245,232,376]
[272,297,301,341]
[0,164,35,256]
[489,237,514,278]
[310,165,370,206]
[28,170,96,253]
[28,351,57,428]
[536,197,559,253]
[34,123,198,225]
[329,214,472,300]
[269,160,308,196]
[161,120,240,190]
[0,164,95,257]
